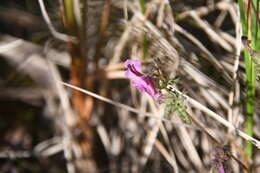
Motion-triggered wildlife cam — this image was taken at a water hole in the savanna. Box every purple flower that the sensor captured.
[211,145,231,173]
[124,59,162,100]
[218,165,225,173]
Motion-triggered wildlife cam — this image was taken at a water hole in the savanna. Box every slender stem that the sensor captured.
[244,50,255,158]
[60,81,260,149]
[239,0,259,158]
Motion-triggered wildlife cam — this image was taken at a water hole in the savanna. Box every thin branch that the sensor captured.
[60,81,167,121]
[60,81,260,149]
[173,87,260,149]
[60,81,195,129]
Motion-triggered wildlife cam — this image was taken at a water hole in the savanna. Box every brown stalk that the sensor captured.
[62,0,99,172]
[68,42,89,120]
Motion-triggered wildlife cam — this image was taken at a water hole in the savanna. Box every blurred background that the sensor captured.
[0,0,259,173]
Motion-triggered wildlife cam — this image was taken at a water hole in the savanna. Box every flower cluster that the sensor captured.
[211,145,231,173]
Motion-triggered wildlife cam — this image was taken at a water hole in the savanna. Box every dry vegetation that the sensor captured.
[0,0,259,173]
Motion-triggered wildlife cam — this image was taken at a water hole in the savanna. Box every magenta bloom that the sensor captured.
[124,59,162,100]
[218,165,225,173]
[211,145,231,173]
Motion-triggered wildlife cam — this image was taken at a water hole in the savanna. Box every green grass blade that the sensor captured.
[238,0,259,158]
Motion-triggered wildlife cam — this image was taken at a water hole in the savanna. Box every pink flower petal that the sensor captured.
[218,165,225,173]
[124,59,141,71]
[132,76,162,100]
[124,59,162,100]
[124,59,143,78]
[125,70,136,78]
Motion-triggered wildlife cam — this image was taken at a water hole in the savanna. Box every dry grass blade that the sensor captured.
[60,80,260,159]
[176,118,203,169]
[189,11,232,52]
[158,124,179,173]
[175,88,260,149]
[154,139,179,173]
[60,81,164,121]
[180,59,228,95]
[227,4,242,132]
[38,0,77,42]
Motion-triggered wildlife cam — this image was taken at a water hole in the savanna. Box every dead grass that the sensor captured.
[0,0,259,173]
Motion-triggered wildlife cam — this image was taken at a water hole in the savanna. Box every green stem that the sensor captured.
[63,0,78,35]
[244,50,255,158]
[238,0,259,158]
